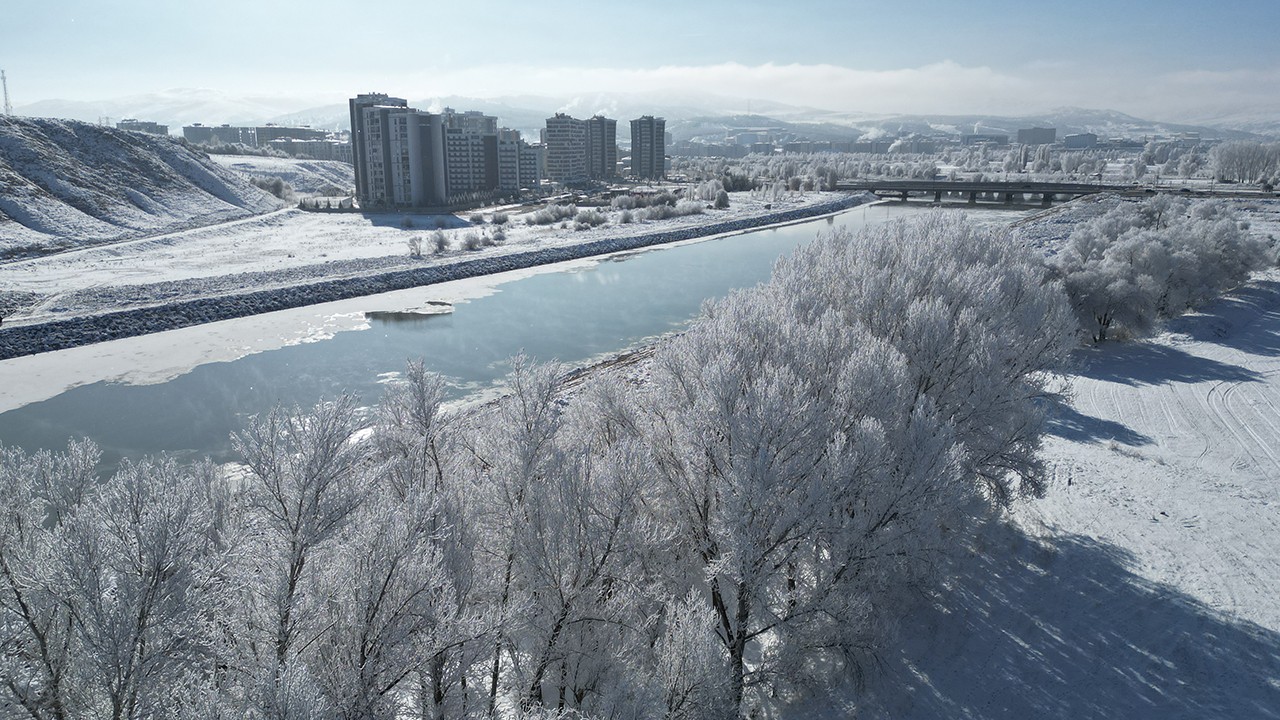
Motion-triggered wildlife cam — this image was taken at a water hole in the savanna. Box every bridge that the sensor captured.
[834,179,1141,206]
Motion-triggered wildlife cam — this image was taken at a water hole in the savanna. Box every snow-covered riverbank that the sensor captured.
[0,192,867,359]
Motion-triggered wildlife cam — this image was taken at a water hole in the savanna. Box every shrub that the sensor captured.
[573,209,608,228]
[251,176,296,202]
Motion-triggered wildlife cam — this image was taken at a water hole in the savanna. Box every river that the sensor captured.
[0,203,1031,467]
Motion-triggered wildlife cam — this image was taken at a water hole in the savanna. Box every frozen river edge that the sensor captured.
[0,195,865,359]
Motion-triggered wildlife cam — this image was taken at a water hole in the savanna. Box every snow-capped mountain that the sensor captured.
[17,88,1270,142]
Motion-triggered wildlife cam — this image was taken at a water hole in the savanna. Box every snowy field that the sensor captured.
[860,268,1280,719]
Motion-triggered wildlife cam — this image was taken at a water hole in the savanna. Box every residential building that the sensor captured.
[117,119,168,135]
[349,94,517,208]
[585,115,617,179]
[1017,127,1057,145]
[522,143,545,189]
[497,128,542,192]
[1063,132,1099,149]
[182,123,256,145]
[264,138,353,163]
[961,133,1010,146]
[545,113,588,184]
[182,122,331,147]
[630,115,666,180]
[349,93,408,206]
[256,124,328,144]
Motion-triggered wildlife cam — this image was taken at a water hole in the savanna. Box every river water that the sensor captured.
[0,203,1029,467]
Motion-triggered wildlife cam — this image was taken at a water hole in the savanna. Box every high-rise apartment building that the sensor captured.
[350,94,525,208]
[350,93,408,205]
[545,113,588,184]
[585,115,617,180]
[497,128,542,192]
[630,115,666,180]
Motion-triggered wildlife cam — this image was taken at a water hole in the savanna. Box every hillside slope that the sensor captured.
[0,116,281,259]
[209,155,354,196]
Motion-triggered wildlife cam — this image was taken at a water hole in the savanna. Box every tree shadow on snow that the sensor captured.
[861,521,1280,720]
[1164,280,1280,358]
[1076,343,1261,387]
[1046,403,1154,447]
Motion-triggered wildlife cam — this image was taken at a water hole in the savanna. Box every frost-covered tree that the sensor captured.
[1049,197,1273,341]
[1,442,231,720]
[770,213,1077,502]
[638,282,975,716]
[1211,141,1280,184]
[230,396,374,718]
[0,441,100,719]
[56,458,224,720]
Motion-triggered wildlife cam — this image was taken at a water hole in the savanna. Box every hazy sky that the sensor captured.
[4,0,1279,120]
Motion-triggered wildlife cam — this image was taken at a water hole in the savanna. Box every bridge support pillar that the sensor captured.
[900,191,909,202]
[934,190,942,202]
[1004,192,1015,205]
[968,191,977,205]
[1041,192,1052,207]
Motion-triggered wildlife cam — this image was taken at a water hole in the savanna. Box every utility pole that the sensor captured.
[1,69,11,116]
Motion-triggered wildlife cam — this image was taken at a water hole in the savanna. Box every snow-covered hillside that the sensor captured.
[0,117,281,259]
[209,155,353,196]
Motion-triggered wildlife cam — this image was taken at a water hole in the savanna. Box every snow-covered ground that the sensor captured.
[0,118,281,258]
[0,190,854,327]
[208,154,354,196]
[858,268,1280,719]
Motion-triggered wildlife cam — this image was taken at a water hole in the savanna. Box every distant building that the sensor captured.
[545,113,588,184]
[1063,132,1098,149]
[630,115,666,180]
[585,115,618,179]
[256,124,328,144]
[117,119,168,136]
[265,138,353,164]
[961,133,1010,146]
[890,138,937,154]
[1017,127,1057,145]
[183,123,256,146]
[851,140,893,153]
[183,122,332,148]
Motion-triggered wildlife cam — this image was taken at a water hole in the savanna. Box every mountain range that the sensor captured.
[13,88,1277,142]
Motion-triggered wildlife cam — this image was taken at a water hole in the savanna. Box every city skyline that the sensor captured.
[4,0,1279,124]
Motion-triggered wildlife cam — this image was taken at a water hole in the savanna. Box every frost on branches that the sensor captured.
[1,214,1079,719]
[1048,196,1275,342]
